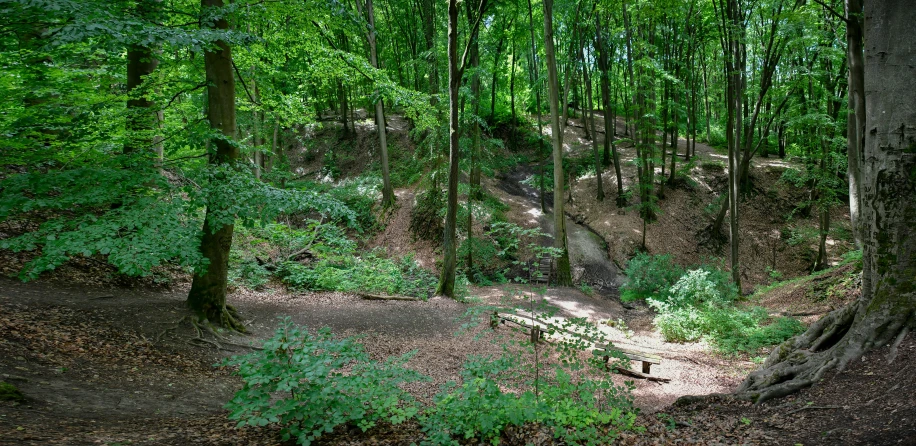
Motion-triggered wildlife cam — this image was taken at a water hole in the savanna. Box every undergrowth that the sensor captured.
[621,254,805,354]
[223,297,642,445]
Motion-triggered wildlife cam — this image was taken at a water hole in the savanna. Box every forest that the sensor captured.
[0,0,913,444]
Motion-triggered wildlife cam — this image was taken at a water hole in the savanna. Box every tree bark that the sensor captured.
[467,0,488,199]
[542,0,572,286]
[525,0,547,213]
[736,0,916,404]
[125,0,162,158]
[187,0,243,331]
[362,0,395,207]
[845,0,865,249]
[583,47,603,202]
[436,0,462,297]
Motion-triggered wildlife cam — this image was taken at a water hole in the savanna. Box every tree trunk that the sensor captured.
[583,49,603,202]
[125,0,162,158]
[467,0,487,198]
[362,0,395,207]
[542,0,572,286]
[187,0,244,331]
[510,35,517,124]
[736,0,916,404]
[845,0,865,249]
[436,0,462,298]
[526,0,547,214]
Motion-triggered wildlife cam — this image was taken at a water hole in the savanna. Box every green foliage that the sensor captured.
[620,253,684,302]
[410,187,445,241]
[292,176,378,232]
[279,251,436,299]
[0,381,25,402]
[648,269,804,354]
[458,236,501,284]
[421,355,636,445]
[222,318,427,445]
[388,143,424,187]
[423,299,639,445]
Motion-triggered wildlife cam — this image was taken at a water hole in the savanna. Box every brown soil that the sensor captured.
[556,113,855,293]
[2,275,913,445]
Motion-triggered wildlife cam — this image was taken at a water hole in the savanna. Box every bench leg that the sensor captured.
[642,361,651,374]
[530,327,541,344]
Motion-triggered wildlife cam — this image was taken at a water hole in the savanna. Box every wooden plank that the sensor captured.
[598,345,662,364]
[612,366,671,383]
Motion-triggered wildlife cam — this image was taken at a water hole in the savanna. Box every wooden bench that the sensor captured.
[491,311,665,378]
[597,345,662,374]
[491,311,548,343]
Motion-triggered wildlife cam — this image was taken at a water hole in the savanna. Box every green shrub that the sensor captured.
[648,269,804,353]
[229,258,271,290]
[421,353,636,445]
[279,252,437,298]
[458,236,501,284]
[620,253,684,302]
[0,381,25,402]
[410,188,445,242]
[222,319,427,445]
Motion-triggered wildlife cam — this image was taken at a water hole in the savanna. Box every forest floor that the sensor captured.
[3,263,913,445]
[0,114,901,445]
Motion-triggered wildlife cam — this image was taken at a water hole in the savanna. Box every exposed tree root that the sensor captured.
[736,298,912,404]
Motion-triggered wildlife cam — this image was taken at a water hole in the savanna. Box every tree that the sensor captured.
[737,0,916,403]
[436,0,484,298]
[357,0,395,208]
[125,0,162,158]
[714,0,744,292]
[187,0,244,331]
[542,0,572,286]
[844,0,864,248]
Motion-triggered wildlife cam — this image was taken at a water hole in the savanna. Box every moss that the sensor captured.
[0,381,25,402]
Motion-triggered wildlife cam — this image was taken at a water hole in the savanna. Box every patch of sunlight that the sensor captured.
[526,207,544,219]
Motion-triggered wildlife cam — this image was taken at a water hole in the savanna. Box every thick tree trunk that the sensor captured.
[436,0,461,298]
[736,0,916,403]
[542,0,572,286]
[187,0,243,332]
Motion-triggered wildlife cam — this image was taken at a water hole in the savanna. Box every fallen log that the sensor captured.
[358,293,423,301]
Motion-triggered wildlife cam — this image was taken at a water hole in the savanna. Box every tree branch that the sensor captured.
[812,0,849,24]
[458,0,488,75]
[231,60,259,105]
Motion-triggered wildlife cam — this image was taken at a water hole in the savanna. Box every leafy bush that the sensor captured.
[648,269,804,353]
[458,236,501,284]
[422,355,636,445]
[620,253,684,302]
[279,251,437,298]
[410,188,445,242]
[222,319,427,445]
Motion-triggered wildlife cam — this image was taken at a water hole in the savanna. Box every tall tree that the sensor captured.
[844,0,864,248]
[714,0,744,291]
[737,0,916,403]
[542,0,572,286]
[436,0,485,297]
[125,0,162,157]
[187,0,243,331]
[358,0,395,207]
[595,14,625,206]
